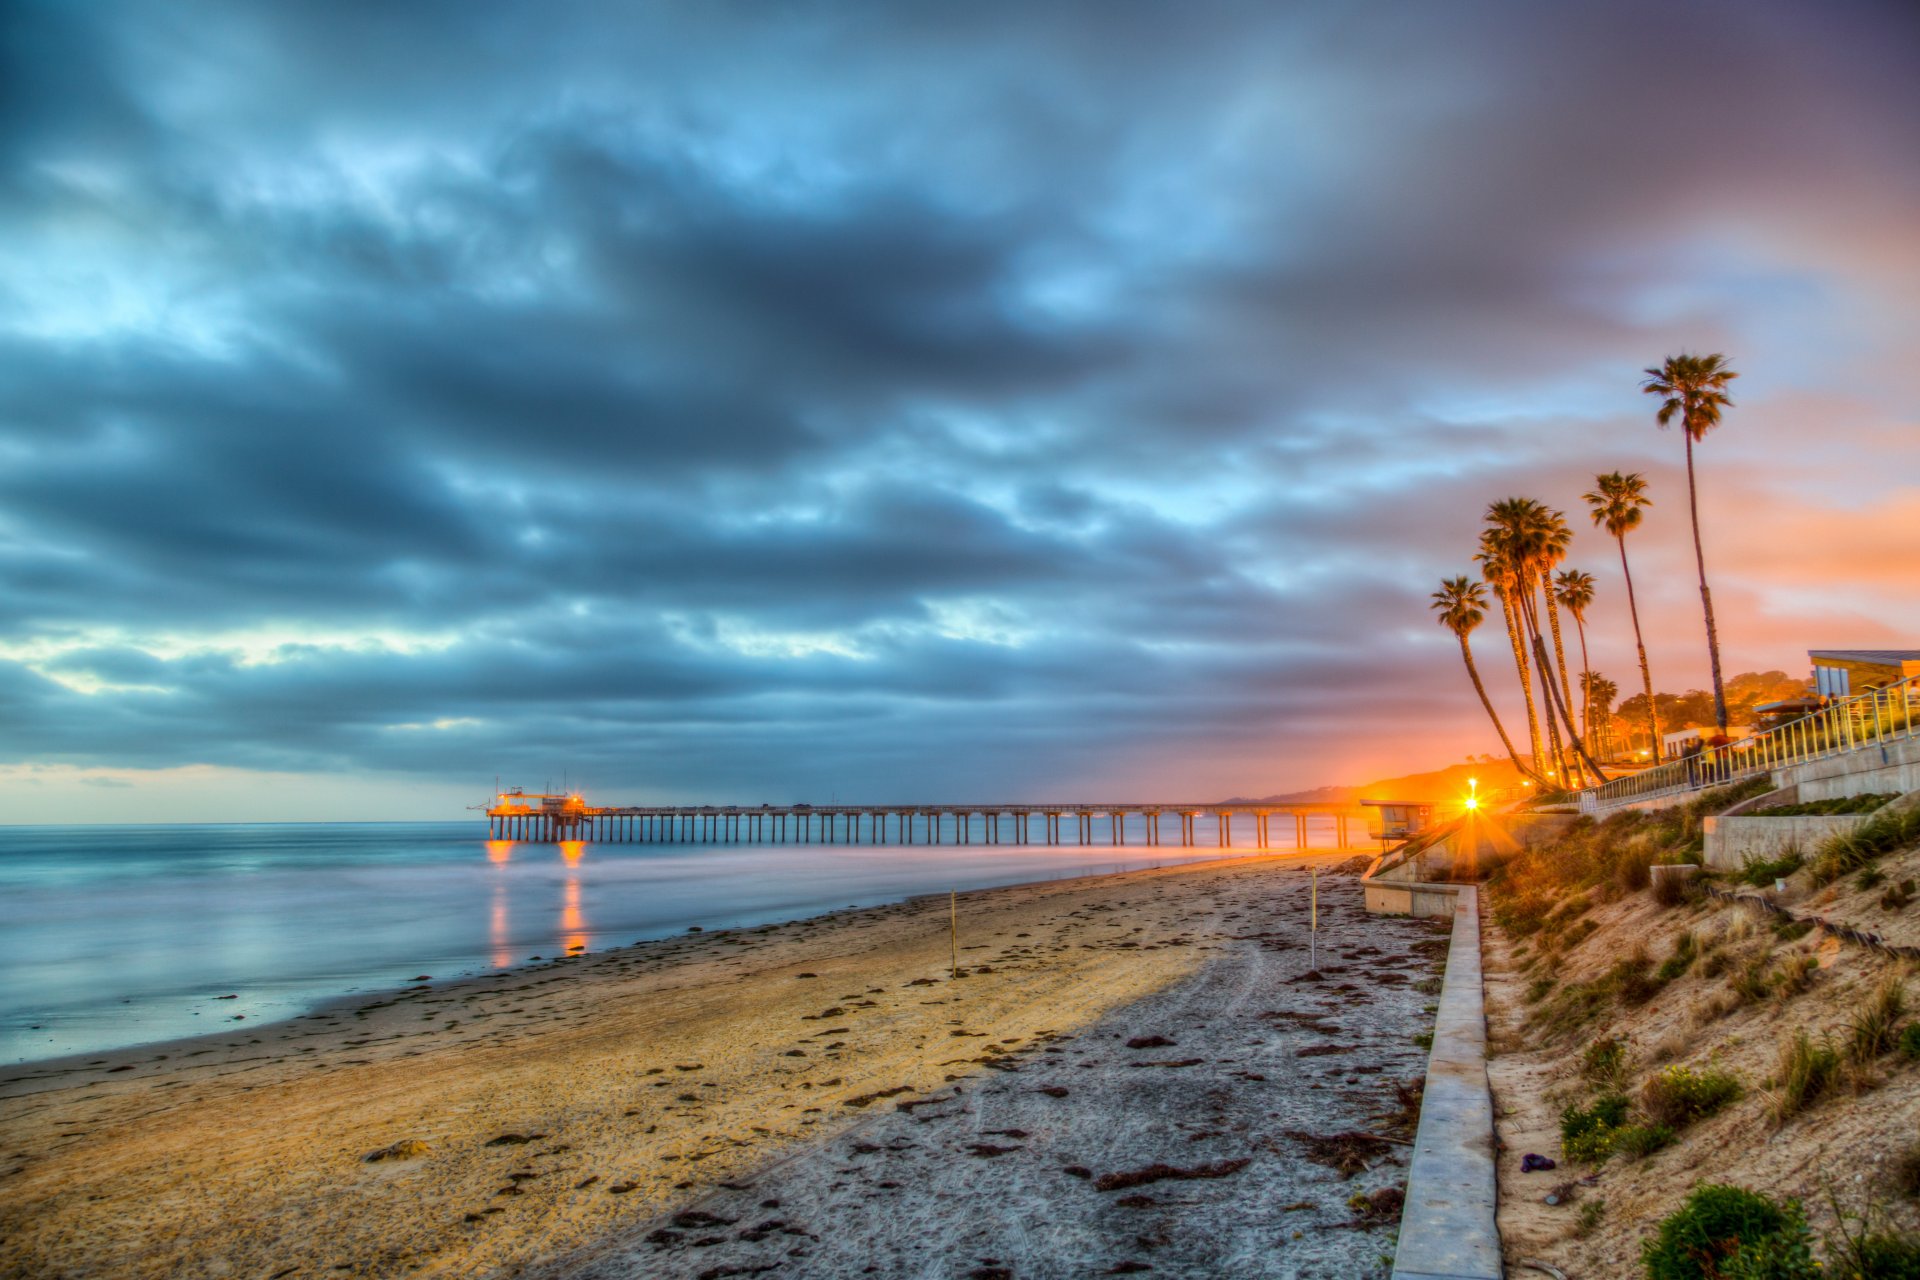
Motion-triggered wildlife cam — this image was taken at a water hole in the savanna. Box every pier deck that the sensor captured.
[483,793,1375,850]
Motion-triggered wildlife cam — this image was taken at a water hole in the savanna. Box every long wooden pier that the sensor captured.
[483,792,1378,850]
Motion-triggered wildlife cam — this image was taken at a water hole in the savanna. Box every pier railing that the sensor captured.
[1576,675,1918,814]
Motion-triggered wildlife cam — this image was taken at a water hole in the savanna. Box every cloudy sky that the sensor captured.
[3,0,1917,820]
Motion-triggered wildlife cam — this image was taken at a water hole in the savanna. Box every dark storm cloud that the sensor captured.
[1,0,1916,803]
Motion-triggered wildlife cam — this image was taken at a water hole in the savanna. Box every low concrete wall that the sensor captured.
[1786,735,1920,801]
[1372,812,1579,888]
[1702,812,1873,870]
[1392,885,1502,1280]
[1364,879,1461,920]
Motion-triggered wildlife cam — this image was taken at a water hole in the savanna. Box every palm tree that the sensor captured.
[1475,531,1546,779]
[1536,509,1583,783]
[1555,568,1596,754]
[1431,576,1537,782]
[1585,471,1660,761]
[1581,671,1620,757]
[1643,352,1738,732]
[1484,498,1608,785]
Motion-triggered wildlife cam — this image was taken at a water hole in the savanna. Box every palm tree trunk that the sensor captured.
[1519,584,1569,784]
[1519,586,1609,784]
[1541,570,1583,784]
[1499,589,1546,777]
[1616,533,1661,763]
[1520,594,1612,786]
[1459,634,1535,782]
[1573,614,1593,757]
[1685,431,1730,732]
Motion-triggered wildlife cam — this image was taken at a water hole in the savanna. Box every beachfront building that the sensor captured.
[1360,799,1440,844]
[1810,649,1920,698]
[1662,724,1753,755]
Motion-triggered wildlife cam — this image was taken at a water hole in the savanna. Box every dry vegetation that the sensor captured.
[1483,784,1920,1277]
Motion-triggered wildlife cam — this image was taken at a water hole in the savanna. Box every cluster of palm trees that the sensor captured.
[1431,353,1739,791]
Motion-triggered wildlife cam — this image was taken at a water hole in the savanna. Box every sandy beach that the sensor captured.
[0,854,1441,1279]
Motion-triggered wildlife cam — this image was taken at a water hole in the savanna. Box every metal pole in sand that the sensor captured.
[1310,865,1319,971]
[950,890,959,980]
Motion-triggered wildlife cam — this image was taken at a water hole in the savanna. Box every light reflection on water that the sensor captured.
[0,822,1264,1064]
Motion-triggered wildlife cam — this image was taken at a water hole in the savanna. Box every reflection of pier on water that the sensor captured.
[483,793,1375,851]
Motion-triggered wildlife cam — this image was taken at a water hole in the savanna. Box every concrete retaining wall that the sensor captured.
[1702,812,1873,870]
[1782,735,1920,801]
[1392,885,1501,1280]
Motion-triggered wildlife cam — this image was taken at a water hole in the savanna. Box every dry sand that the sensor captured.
[0,854,1438,1279]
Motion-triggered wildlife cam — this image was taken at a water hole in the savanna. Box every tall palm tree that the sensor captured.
[1536,509,1583,783]
[1581,671,1620,756]
[1484,498,1608,785]
[1475,530,1546,778]
[1431,576,1537,782]
[1643,352,1738,733]
[1585,471,1660,761]
[1555,568,1596,754]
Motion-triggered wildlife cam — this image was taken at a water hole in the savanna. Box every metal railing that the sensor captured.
[1577,674,1918,813]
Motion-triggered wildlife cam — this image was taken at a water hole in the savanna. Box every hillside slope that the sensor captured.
[1481,795,1920,1276]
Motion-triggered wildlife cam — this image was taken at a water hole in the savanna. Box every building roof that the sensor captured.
[1809,649,1920,664]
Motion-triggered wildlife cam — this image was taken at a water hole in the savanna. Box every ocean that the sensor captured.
[0,821,1270,1064]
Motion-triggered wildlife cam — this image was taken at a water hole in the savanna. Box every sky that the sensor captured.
[2,0,1917,821]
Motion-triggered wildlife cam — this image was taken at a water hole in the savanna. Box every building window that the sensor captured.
[1816,666,1850,697]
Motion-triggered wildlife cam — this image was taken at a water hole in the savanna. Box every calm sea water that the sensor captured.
[0,822,1256,1064]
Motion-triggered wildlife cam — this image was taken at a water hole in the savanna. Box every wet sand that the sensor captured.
[0,854,1438,1279]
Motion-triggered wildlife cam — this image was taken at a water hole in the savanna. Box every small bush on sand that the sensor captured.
[1582,1035,1630,1090]
[1898,1144,1920,1200]
[1611,1123,1675,1159]
[1898,1023,1920,1061]
[1884,879,1916,912]
[1771,954,1818,1001]
[1609,949,1664,1005]
[1560,1093,1628,1164]
[1811,804,1920,885]
[1641,1064,1742,1129]
[1771,1030,1840,1122]
[1653,869,1700,907]
[1741,851,1805,887]
[1575,1197,1606,1238]
[1657,932,1699,981]
[1717,1222,1820,1278]
[1860,867,1888,890]
[1847,977,1907,1066]
[1731,957,1774,1003]
[1642,1184,1807,1280]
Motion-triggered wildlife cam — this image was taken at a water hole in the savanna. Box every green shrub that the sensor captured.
[1860,867,1888,890]
[1642,1184,1805,1280]
[1641,1064,1743,1129]
[1612,1123,1675,1159]
[1576,1197,1606,1238]
[1582,1035,1630,1090]
[1741,852,1805,887]
[1657,931,1699,982]
[1847,1234,1920,1277]
[1898,1023,1920,1061]
[1811,804,1920,885]
[1718,1221,1820,1279]
[1884,880,1915,912]
[1771,954,1818,1000]
[1847,978,1907,1065]
[1772,1030,1840,1122]
[1561,1093,1629,1163]
[1755,793,1897,817]
[1609,949,1665,1005]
